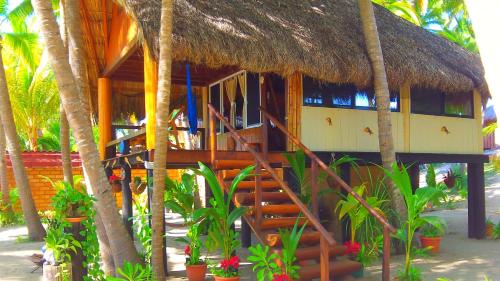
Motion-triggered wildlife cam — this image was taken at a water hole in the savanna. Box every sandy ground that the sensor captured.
[1,170,499,281]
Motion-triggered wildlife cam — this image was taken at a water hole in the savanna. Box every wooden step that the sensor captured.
[265,230,333,247]
[260,217,309,230]
[248,204,301,215]
[274,245,346,261]
[214,159,255,170]
[227,180,282,190]
[222,169,273,180]
[234,192,291,205]
[298,259,362,280]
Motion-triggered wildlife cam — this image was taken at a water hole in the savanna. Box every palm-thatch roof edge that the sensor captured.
[117,0,489,98]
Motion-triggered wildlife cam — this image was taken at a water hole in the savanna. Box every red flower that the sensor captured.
[343,240,361,255]
[109,175,120,182]
[229,256,240,269]
[273,273,291,281]
[184,245,191,256]
[220,256,240,271]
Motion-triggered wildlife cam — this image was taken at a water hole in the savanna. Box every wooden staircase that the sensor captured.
[208,104,395,281]
[214,159,362,280]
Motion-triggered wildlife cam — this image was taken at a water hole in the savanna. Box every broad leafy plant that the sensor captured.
[192,162,253,277]
[106,262,153,281]
[133,198,152,263]
[385,163,445,281]
[0,188,23,226]
[44,225,81,266]
[164,172,208,265]
[284,149,309,202]
[248,218,307,280]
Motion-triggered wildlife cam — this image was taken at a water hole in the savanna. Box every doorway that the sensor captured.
[262,74,286,151]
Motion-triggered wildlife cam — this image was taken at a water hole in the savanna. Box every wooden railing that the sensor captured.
[260,108,395,281]
[208,103,395,280]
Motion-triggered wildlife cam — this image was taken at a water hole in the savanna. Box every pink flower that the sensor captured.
[273,273,291,281]
[229,256,240,269]
[184,245,191,256]
[343,240,361,256]
[220,259,231,270]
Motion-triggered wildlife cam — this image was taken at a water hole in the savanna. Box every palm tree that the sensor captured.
[152,0,174,279]
[0,123,11,215]
[358,0,407,221]
[31,0,141,266]
[0,0,46,241]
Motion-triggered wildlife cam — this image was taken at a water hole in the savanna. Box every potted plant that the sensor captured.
[165,172,209,281]
[193,162,254,281]
[486,218,495,238]
[248,219,307,281]
[109,174,122,193]
[43,225,81,281]
[130,176,147,195]
[385,163,445,281]
[47,177,94,223]
[420,220,447,254]
[443,169,457,188]
[492,223,500,240]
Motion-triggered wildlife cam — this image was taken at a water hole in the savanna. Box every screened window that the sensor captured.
[303,76,400,111]
[411,87,473,118]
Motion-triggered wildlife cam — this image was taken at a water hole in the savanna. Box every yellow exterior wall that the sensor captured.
[300,88,483,154]
[301,107,404,152]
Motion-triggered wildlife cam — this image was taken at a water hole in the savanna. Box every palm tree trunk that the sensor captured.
[0,42,45,241]
[58,0,74,186]
[0,123,12,214]
[95,212,116,275]
[152,0,174,279]
[32,0,141,266]
[357,0,407,220]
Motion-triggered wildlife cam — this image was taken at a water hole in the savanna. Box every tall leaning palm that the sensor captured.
[31,0,141,266]
[152,0,175,279]
[357,0,407,221]
[0,1,46,240]
[0,123,11,215]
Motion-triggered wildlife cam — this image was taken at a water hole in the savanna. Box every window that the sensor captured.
[303,76,400,111]
[411,87,473,118]
[209,71,262,133]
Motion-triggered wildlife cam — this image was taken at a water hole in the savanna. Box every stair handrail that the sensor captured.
[260,107,395,281]
[207,104,335,246]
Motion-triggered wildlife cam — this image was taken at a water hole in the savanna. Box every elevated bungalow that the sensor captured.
[80,0,489,279]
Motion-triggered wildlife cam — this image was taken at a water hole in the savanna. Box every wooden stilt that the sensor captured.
[120,162,133,237]
[468,163,486,239]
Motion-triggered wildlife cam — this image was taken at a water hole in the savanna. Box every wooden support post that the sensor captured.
[382,226,391,281]
[320,236,330,281]
[255,162,262,227]
[98,77,112,160]
[261,75,268,159]
[144,46,158,150]
[401,83,411,152]
[468,162,486,239]
[209,110,217,165]
[311,161,319,218]
[409,163,420,194]
[69,221,86,281]
[120,160,133,237]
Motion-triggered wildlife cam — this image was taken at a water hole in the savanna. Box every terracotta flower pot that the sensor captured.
[66,216,87,223]
[486,223,494,238]
[186,264,207,281]
[420,236,442,254]
[111,181,122,193]
[213,276,240,281]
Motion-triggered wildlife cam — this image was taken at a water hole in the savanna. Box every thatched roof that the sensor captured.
[116,0,488,98]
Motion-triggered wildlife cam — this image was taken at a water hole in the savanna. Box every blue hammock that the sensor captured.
[186,63,197,135]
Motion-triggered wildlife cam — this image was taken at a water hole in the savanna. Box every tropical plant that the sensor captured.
[283,149,309,201]
[248,219,307,280]
[492,223,500,240]
[44,225,81,265]
[133,198,152,263]
[193,162,253,277]
[33,0,142,265]
[385,163,445,280]
[106,262,154,281]
[46,176,94,219]
[164,173,208,265]
[0,188,23,226]
[335,184,386,243]
[426,164,437,188]
[420,220,447,238]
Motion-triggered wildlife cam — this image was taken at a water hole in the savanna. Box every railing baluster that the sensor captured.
[382,225,391,281]
[320,236,330,281]
[311,160,319,218]
[254,162,262,227]
[209,109,217,166]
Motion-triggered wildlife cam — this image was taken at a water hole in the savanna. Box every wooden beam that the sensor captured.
[401,82,411,152]
[101,0,108,51]
[467,162,486,239]
[144,46,158,150]
[98,78,112,159]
